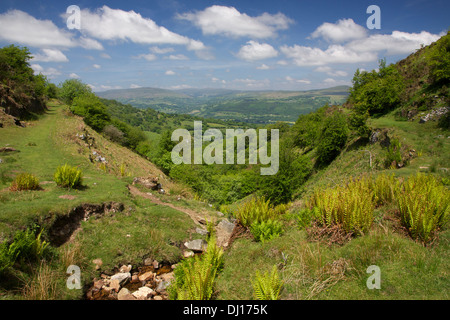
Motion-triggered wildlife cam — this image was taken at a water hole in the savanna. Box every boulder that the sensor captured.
[195,227,209,236]
[138,271,154,282]
[184,239,208,252]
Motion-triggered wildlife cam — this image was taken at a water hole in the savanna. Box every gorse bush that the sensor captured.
[306,177,375,235]
[171,237,224,300]
[250,219,283,243]
[54,164,83,189]
[10,173,40,191]
[395,173,449,243]
[252,265,283,300]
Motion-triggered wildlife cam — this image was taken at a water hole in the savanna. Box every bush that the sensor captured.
[395,173,449,242]
[250,219,283,242]
[384,138,403,168]
[252,265,283,300]
[54,164,83,189]
[10,173,40,191]
[58,79,92,105]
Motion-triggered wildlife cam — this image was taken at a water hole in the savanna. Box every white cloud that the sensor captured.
[323,78,337,85]
[100,53,111,59]
[285,76,311,84]
[150,46,175,54]
[0,10,75,48]
[79,6,206,53]
[314,66,348,77]
[311,19,367,43]
[256,64,271,70]
[30,64,61,78]
[0,10,102,50]
[130,84,142,88]
[280,44,377,66]
[170,84,193,90]
[166,54,189,60]
[32,49,68,62]
[165,70,176,75]
[347,31,442,55]
[69,73,80,79]
[178,5,293,39]
[236,41,278,61]
[135,53,157,61]
[93,64,101,69]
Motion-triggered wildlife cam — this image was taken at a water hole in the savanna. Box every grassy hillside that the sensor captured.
[0,33,449,301]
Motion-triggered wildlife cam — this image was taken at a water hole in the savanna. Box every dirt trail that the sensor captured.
[127,185,212,226]
[127,185,236,249]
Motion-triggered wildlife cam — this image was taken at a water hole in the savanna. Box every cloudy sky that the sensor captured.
[0,0,448,91]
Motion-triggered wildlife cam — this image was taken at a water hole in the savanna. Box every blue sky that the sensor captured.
[0,0,448,91]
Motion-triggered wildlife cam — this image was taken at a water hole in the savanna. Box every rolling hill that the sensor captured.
[97,86,350,124]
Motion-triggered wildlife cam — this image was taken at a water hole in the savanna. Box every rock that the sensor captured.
[131,274,139,283]
[184,239,208,252]
[153,295,163,300]
[132,286,153,300]
[138,271,154,282]
[216,211,224,217]
[156,280,171,292]
[109,279,120,292]
[111,272,131,285]
[183,250,195,258]
[217,219,235,234]
[160,272,174,282]
[119,264,132,273]
[133,177,160,190]
[152,260,159,269]
[144,258,153,266]
[0,147,17,153]
[92,258,103,270]
[195,227,209,236]
[118,288,136,300]
[93,279,104,290]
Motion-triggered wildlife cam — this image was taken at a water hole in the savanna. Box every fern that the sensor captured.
[174,237,224,300]
[252,265,283,300]
[396,173,449,242]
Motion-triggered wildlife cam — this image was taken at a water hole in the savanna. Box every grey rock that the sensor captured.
[217,219,235,234]
[195,227,209,236]
[132,286,153,300]
[184,239,208,252]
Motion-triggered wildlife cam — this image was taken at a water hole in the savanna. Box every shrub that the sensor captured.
[54,164,83,189]
[0,242,15,275]
[250,219,283,243]
[395,173,449,242]
[10,173,40,191]
[252,265,283,300]
[306,177,375,235]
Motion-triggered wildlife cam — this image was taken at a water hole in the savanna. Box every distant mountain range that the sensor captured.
[97,86,350,124]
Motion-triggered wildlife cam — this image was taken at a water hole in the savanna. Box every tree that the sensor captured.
[58,79,92,105]
[316,111,349,166]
